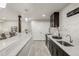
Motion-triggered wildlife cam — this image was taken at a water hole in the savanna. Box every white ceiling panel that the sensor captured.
[7,3,69,21]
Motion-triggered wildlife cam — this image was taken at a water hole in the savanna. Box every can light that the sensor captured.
[0,3,7,8]
[42,14,46,17]
[25,18,28,22]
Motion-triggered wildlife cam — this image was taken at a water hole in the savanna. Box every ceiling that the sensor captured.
[7,3,69,21]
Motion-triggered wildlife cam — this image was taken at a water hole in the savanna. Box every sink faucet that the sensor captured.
[66,34,73,43]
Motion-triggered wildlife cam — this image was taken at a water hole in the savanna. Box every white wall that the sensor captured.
[2,21,18,32]
[31,20,50,40]
[0,6,31,33]
[0,7,18,33]
[22,20,32,32]
[0,20,31,33]
[60,3,79,45]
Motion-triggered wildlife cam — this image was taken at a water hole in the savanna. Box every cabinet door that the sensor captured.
[49,39,57,56]
[56,49,64,56]
[49,39,52,53]
[49,39,52,55]
[54,12,59,27]
[48,39,69,56]
[56,46,69,56]
[50,12,59,27]
[50,15,54,27]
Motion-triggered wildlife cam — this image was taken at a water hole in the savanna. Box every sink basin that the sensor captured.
[57,41,73,47]
[52,36,62,39]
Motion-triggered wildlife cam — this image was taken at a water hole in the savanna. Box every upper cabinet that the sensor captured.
[50,12,59,27]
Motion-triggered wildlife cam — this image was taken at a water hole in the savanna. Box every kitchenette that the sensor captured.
[46,3,79,56]
[46,35,79,56]
[0,3,79,56]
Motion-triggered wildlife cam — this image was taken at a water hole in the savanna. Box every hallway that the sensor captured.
[18,40,51,56]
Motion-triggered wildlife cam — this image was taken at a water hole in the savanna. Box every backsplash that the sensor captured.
[49,27,59,36]
[60,3,79,46]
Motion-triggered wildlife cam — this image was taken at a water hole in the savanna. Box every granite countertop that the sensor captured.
[48,35,79,56]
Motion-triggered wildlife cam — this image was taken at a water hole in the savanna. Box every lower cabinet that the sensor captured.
[47,38,69,56]
[56,45,69,56]
[49,39,57,56]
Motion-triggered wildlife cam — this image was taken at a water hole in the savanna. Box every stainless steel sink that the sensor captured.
[57,41,73,47]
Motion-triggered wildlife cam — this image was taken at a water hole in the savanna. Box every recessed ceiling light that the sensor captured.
[25,17,28,22]
[42,14,46,17]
